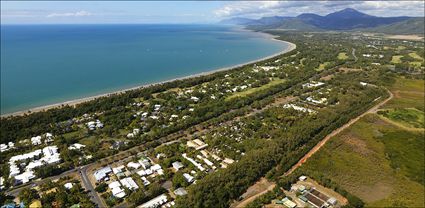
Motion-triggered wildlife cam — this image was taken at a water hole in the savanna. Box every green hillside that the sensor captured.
[358,17,425,35]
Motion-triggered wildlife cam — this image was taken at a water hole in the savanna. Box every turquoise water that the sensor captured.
[1,24,288,115]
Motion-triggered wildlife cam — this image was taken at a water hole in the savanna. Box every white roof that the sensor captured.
[127,162,141,169]
[172,161,184,170]
[183,173,194,182]
[14,170,35,184]
[112,165,125,174]
[138,194,168,208]
[111,186,126,198]
[94,166,112,181]
[64,182,73,189]
[68,143,86,150]
[108,181,121,189]
[151,164,162,171]
[120,177,139,190]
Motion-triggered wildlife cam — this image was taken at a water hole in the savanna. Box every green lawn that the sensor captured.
[391,55,403,64]
[316,62,331,71]
[225,79,285,101]
[384,77,424,111]
[337,52,348,60]
[379,108,424,129]
[409,52,424,60]
[299,114,424,207]
[410,61,423,67]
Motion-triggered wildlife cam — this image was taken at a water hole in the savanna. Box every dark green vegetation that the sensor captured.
[19,177,94,208]
[298,76,424,207]
[379,108,424,128]
[361,17,425,35]
[1,29,423,208]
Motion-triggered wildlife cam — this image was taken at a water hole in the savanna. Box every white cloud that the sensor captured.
[214,1,425,18]
[46,10,92,18]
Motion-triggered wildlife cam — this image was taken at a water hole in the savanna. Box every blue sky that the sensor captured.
[1,1,424,24]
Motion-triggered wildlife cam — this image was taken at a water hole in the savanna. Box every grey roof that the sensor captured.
[174,187,188,196]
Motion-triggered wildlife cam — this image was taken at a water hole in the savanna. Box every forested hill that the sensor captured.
[220,8,424,35]
[357,17,425,35]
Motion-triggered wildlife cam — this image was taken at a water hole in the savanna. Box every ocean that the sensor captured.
[0,24,289,115]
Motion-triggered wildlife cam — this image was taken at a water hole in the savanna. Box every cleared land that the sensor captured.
[383,77,424,111]
[226,79,285,100]
[409,52,424,60]
[297,77,425,207]
[317,62,331,71]
[299,114,424,207]
[337,52,349,60]
[379,108,424,129]
[386,35,425,41]
[391,55,403,64]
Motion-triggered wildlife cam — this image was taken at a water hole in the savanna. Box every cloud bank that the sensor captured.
[46,10,92,18]
[214,1,425,18]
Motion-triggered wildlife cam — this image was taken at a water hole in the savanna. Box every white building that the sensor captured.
[183,173,194,183]
[68,143,86,150]
[9,145,61,184]
[138,194,168,208]
[109,181,126,198]
[172,161,184,171]
[93,166,112,182]
[64,182,74,190]
[31,136,42,146]
[127,162,141,169]
[120,177,139,190]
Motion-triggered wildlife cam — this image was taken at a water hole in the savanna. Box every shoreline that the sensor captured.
[1,33,296,118]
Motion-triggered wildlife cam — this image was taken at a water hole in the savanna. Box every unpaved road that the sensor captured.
[232,178,276,208]
[233,89,393,206]
[284,89,393,176]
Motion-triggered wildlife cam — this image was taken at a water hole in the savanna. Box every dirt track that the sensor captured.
[284,89,393,176]
[232,89,393,206]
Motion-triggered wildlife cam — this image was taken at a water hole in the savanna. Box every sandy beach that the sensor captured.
[1,34,296,118]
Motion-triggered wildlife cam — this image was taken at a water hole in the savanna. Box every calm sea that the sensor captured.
[0,24,288,115]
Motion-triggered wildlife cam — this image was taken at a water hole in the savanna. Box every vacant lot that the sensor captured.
[384,77,424,111]
[409,52,424,60]
[379,108,424,129]
[297,77,424,207]
[226,79,285,100]
[391,55,403,64]
[299,114,424,207]
[316,62,331,71]
[337,52,348,60]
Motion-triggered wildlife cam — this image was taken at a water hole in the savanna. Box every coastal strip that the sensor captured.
[1,36,296,118]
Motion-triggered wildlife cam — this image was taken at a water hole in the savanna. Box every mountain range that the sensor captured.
[220,8,424,35]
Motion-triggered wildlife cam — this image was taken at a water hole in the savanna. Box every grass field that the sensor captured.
[410,61,423,67]
[409,52,424,60]
[296,77,424,207]
[391,55,403,64]
[316,62,331,71]
[397,46,406,50]
[379,108,424,129]
[384,77,424,111]
[299,114,424,207]
[337,52,348,60]
[225,79,285,101]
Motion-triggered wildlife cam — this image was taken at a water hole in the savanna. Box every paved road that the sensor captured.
[79,166,106,208]
[352,48,358,62]
[6,168,79,197]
